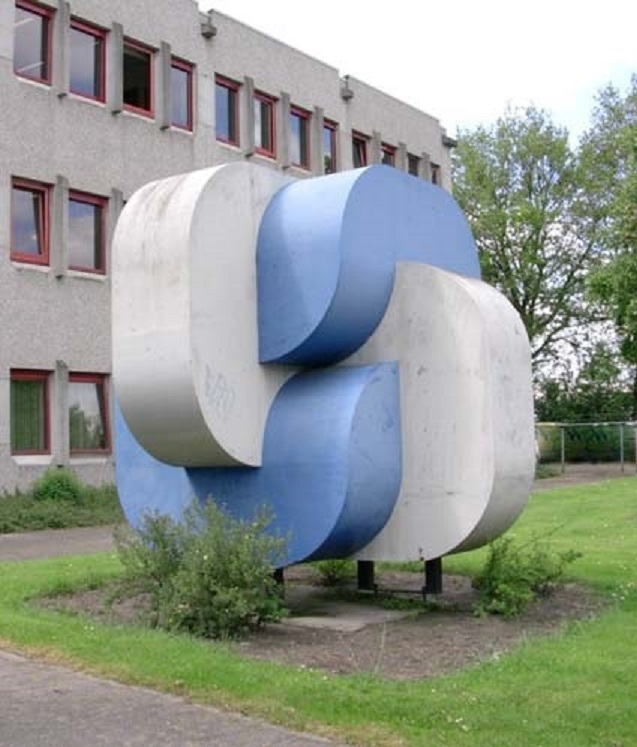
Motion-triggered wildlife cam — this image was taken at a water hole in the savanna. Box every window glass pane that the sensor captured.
[215,83,232,140]
[69,380,107,450]
[382,149,395,166]
[11,377,46,452]
[408,154,419,176]
[171,64,190,128]
[70,26,102,99]
[255,98,272,152]
[69,198,102,270]
[12,186,44,257]
[14,6,49,81]
[323,126,335,174]
[290,113,308,166]
[353,138,366,168]
[123,45,151,111]
[290,113,301,164]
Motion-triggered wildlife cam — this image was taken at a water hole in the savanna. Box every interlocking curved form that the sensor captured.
[112,163,535,566]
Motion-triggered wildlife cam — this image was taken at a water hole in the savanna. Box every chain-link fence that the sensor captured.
[536,421,637,474]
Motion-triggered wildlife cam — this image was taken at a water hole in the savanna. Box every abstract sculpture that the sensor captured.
[112,163,535,567]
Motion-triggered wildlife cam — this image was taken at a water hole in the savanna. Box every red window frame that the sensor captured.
[215,75,240,146]
[254,91,276,158]
[352,132,368,168]
[289,106,311,170]
[68,373,111,455]
[14,0,53,85]
[68,190,107,274]
[69,18,107,102]
[382,143,396,167]
[123,38,154,117]
[10,369,50,455]
[170,57,193,131]
[11,177,50,266]
[323,120,337,174]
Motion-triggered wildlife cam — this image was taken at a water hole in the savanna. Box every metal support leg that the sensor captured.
[357,560,376,591]
[422,557,443,599]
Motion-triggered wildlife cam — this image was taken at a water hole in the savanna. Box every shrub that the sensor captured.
[472,537,581,618]
[31,468,84,504]
[0,484,123,533]
[115,500,287,639]
[315,559,356,586]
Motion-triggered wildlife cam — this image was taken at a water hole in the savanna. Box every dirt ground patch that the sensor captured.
[39,566,605,681]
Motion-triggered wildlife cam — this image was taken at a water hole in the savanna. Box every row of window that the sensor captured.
[15,1,438,179]
[10,370,109,456]
[215,77,436,178]
[14,0,193,129]
[11,177,107,271]
[216,76,336,171]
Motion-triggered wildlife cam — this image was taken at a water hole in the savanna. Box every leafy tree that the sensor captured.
[580,76,637,416]
[535,343,632,422]
[453,106,600,370]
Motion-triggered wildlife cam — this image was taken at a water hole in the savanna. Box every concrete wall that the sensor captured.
[0,0,455,492]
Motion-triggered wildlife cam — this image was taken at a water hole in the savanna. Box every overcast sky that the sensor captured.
[198,0,636,142]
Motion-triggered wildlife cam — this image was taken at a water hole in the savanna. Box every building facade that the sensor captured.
[0,0,456,493]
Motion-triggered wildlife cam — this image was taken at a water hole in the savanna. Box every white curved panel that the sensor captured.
[349,263,535,560]
[112,164,295,467]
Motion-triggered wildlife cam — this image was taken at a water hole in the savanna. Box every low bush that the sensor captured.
[0,483,123,533]
[315,558,356,586]
[31,468,84,504]
[115,500,287,639]
[472,537,581,618]
[534,463,560,479]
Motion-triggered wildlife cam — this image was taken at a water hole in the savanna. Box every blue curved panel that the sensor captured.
[114,403,193,527]
[257,165,480,366]
[115,363,402,566]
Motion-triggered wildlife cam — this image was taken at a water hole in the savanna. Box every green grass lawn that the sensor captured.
[1,478,636,747]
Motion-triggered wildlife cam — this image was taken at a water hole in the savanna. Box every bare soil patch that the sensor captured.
[38,566,605,681]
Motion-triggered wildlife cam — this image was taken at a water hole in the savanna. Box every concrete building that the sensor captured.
[0,0,456,493]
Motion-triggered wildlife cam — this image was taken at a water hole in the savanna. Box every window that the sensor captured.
[13,0,53,84]
[431,163,441,185]
[289,107,310,169]
[68,191,106,273]
[69,374,110,453]
[70,19,106,101]
[322,121,337,174]
[123,39,153,116]
[11,177,50,265]
[215,76,239,145]
[382,144,396,167]
[11,370,49,454]
[408,153,420,176]
[171,58,193,130]
[352,133,368,168]
[254,92,276,157]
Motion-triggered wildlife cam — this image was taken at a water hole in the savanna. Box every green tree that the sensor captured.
[535,343,632,422]
[453,106,599,370]
[580,76,637,416]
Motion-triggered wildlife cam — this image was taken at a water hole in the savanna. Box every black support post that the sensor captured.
[422,557,443,599]
[357,560,376,591]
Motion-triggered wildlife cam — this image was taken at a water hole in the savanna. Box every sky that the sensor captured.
[198,0,636,143]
